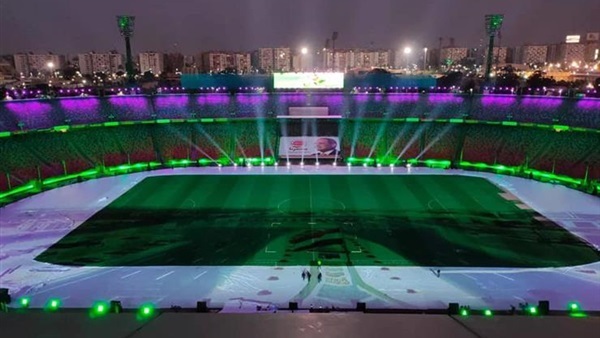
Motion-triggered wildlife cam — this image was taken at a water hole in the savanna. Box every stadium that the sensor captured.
[1,75,599,323]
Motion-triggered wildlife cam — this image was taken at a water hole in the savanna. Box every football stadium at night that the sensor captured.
[1,85,600,319]
[1,3,600,336]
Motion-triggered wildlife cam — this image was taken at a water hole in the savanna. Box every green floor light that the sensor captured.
[460,307,469,316]
[46,298,61,311]
[138,304,155,319]
[92,301,109,316]
[528,306,538,315]
[568,302,580,311]
[19,297,30,308]
[483,309,493,317]
[568,302,586,318]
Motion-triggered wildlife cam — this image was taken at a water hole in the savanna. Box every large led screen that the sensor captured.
[278,136,341,159]
[274,72,344,89]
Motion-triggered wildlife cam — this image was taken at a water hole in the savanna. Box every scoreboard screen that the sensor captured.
[274,72,344,89]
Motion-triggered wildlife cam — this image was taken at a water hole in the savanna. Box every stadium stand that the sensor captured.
[2,94,599,132]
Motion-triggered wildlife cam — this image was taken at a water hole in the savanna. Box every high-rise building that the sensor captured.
[586,43,600,62]
[200,52,251,73]
[584,32,600,62]
[78,52,123,75]
[0,58,17,85]
[163,53,185,73]
[201,52,232,72]
[440,47,469,65]
[13,54,29,75]
[325,49,391,71]
[139,52,164,74]
[273,47,292,72]
[354,50,391,69]
[492,47,508,65]
[233,53,251,73]
[520,45,548,64]
[258,48,274,72]
[547,44,562,63]
[256,47,292,72]
[13,53,65,77]
[562,43,586,64]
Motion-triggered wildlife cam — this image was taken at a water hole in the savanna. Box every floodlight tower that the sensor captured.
[117,15,136,84]
[484,14,504,83]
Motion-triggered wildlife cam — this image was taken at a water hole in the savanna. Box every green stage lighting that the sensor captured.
[484,309,493,317]
[528,306,538,315]
[568,302,586,317]
[92,301,110,316]
[46,298,61,311]
[19,297,30,308]
[460,308,469,316]
[138,304,155,318]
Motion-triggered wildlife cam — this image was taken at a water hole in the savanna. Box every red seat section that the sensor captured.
[0,172,10,192]
[39,162,65,180]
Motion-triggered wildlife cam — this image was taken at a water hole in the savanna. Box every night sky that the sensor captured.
[1,0,599,54]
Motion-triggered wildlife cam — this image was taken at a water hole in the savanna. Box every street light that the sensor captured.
[300,47,308,72]
[403,47,412,70]
[47,62,55,78]
[423,48,428,70]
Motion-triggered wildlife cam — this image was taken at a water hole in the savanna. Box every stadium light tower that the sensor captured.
[116,15,136,84]
[484,14,504,83]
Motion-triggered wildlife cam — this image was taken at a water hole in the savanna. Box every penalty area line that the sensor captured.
[265,225,279,253]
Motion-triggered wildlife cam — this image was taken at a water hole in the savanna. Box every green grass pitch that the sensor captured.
[36,175,600,267]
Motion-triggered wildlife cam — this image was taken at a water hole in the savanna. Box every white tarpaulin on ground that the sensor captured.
[278,136,341,159]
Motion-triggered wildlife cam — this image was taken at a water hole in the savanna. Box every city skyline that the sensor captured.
[1,0,599,55]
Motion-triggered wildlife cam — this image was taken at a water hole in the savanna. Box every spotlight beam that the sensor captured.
[349,119,362,158]
[396,123,428,162]
[415,123,455,160]
[367,121,390,159]
[196,125,233,163]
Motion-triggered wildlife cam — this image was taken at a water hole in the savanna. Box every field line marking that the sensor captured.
[462,274,478,281]
[155,271,175,280]
[193,271,207,280]
[493,273,515,281]
[121,270,141,279]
